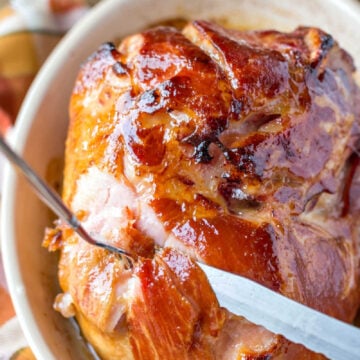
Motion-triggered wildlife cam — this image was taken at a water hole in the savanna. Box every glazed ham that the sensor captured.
[44,21,360,359]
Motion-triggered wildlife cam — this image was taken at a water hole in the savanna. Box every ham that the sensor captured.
[45,21,360,359]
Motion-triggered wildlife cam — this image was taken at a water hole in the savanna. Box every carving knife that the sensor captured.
[199,262,360,360]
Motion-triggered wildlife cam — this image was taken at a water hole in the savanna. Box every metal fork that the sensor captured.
[0,133,132,259]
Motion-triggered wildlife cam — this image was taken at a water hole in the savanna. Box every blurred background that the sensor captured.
[0,1,99,359]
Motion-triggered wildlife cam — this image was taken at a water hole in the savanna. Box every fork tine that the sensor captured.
[0,133,133,261]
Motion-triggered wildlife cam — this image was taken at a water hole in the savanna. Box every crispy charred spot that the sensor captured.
[310,33,335,69]
[112,61,128,76]
[85,42,118,64]
[243,355,273,360]
[320,33,334,53]
[193,140,213,163]
[96,41,116,54]
[137,88,164,114]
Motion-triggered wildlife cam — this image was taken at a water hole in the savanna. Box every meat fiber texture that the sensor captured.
[44,20,360,359]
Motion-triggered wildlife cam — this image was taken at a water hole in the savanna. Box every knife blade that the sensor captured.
[198,262,360,360]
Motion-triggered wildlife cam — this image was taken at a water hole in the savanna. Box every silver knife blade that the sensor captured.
[198,262,360,360]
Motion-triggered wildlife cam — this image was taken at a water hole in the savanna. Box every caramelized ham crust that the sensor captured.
[45,21,360,359]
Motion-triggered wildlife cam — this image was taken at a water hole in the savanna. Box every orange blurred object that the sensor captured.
[0,258,15,325]
[0,288,15,325]
[0,108,11,135]
[49,0,86,13]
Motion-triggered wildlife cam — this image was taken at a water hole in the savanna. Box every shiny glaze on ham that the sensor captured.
[45,21,360,359]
